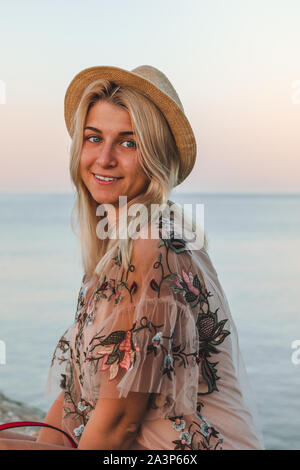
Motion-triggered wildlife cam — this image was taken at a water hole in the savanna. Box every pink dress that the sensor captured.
[45,213,265,450]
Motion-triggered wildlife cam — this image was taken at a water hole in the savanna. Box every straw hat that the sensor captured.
[64,65,196,185]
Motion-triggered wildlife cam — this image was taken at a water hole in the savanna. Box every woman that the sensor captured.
[0,65,265,450]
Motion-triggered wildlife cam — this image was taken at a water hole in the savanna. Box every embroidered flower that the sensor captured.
[77,401,87,412]
[172,416,223,450]
[179,430,192,445]
[173,418,186,432]
[90,330,136,380]
[181,269,200,296]
[119,330,135,370]
[200,422,211,437]
[73,424,85,437]
[152,332,163,347]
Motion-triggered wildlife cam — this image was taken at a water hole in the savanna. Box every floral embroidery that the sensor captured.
[180,431,192,445]
[73,424,85,437]
[151,225,231,400]
[157,211,192,255]
[85,313,196,384]
[174,269,200,296]
[170,413,223,450]
[75,251,138,327]
[75,284,89,323]
[170,267,230,397]
[86,329,137,380]
[92,252,138,308]
[50,331,70,368]
[77,401,87,412]
[51,213,230,450]
[152,332,163,347]
[149,214,193,299]
[49,329,96,436]
[173,418,185,432]
[71,262,139,388]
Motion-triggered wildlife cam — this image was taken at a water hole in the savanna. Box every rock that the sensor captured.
[0,391,46,436]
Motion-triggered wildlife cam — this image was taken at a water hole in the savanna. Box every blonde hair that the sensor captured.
[69,79,207,281]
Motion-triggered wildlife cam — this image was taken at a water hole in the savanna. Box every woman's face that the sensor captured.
[80,100,150,209]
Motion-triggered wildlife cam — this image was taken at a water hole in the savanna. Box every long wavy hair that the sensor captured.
[69,79,207,281]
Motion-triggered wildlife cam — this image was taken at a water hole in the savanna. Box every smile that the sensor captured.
[93,173,123,185]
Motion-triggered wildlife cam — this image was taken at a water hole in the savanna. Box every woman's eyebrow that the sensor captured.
[84,126,135,136]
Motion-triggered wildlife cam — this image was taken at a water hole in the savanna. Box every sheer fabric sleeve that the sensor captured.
[44,324,73,399]
[84,232,200,420]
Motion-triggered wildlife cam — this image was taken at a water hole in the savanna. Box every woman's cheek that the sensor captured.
[80,151,93,170]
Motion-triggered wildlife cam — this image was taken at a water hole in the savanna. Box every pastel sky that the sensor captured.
[0,0,299,193]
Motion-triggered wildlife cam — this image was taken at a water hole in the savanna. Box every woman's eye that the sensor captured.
[122,140,136,149]
[86,136,100,143]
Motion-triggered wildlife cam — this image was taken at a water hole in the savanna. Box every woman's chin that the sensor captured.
[93,198,118,206]
[90,192,120,206]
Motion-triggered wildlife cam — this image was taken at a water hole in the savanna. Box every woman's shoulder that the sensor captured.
[127,216,207,307]
[130,218,193,277]
[131,210,210,272]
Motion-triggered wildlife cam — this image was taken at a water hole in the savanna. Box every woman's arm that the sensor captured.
[0,391,149,450]
[0,431,37,441]
[78,391,150,450]
[0,438,76,450]
[36,391,65,446]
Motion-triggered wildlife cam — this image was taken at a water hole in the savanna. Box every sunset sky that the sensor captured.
[0,0,299,193]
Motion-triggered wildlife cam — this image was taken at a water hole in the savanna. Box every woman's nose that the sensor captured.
[95,141,117,167]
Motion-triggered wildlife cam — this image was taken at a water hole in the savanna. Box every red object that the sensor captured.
[0,421,77,448]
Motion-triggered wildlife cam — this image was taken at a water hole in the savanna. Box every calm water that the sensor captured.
[0,192,299,450]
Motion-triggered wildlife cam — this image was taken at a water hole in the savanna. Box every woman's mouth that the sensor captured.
[93,174,123,185]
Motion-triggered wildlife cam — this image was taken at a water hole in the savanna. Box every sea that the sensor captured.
[0,192,299,450]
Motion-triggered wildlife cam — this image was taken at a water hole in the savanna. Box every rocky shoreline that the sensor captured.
[0,391,46,436]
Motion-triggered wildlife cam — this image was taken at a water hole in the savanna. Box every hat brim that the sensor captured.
[64,65,196,185]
